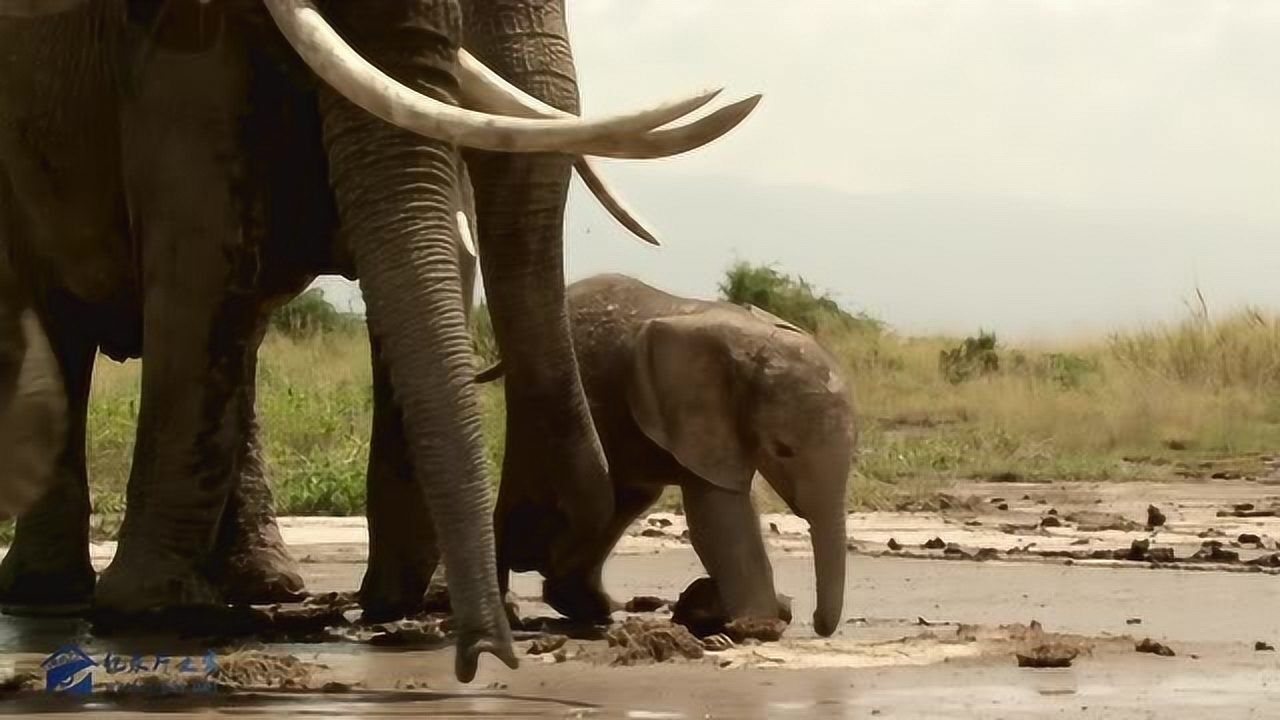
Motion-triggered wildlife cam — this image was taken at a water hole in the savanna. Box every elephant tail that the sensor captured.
[474,360,505,384]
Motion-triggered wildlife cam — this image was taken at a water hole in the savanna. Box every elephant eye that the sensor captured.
[772,441,796,459]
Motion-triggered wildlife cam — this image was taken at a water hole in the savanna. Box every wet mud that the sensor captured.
[3,477,1280,717]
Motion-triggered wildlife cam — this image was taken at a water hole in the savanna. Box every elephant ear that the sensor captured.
[627,313,755,493]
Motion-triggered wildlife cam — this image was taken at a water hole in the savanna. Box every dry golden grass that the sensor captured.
[832,307,1280,508]
[2,302,1276,543]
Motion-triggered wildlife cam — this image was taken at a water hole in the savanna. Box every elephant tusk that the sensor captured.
[456,49,763,244]
[455,211,477,260]
[456,49,658,245]
[0,0,85,17]
[456,49,761,160]
[573,159,659,246]
[263,0,728,155]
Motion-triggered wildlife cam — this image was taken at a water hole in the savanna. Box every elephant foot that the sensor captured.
[94,544,220,620]
[0,544,95,616]
[216,539,306,605]
[542,575,619,624]
[359,562,433,624]
[671,576,793,638]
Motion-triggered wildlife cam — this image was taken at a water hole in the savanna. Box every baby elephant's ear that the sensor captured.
[627,314,755,493]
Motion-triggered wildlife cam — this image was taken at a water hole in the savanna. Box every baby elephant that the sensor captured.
[491,273,856,637]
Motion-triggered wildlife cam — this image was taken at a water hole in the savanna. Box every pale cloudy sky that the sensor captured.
[320,1,1280,339]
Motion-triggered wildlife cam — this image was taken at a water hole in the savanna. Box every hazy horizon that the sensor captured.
[317,1,1280,341]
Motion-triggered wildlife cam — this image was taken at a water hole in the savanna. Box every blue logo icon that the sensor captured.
[41,644,98,695]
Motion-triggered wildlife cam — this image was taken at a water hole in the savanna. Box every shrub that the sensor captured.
[718,261,881,335]
[939,332,1000,384]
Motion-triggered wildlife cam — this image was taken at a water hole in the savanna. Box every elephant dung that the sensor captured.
[605,618,705,665]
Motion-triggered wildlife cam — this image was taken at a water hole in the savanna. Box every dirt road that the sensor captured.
[2,478,1279,718]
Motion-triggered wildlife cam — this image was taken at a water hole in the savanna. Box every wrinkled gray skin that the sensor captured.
[0,273,66,523]
[485,274,856,636]
[0,0,538,679]
[358,0,615,624]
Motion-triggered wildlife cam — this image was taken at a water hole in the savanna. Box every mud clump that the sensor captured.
[1255,641,1275,652]
[303,591,360,611]
[887,538,903,551]
[1191,544,1240,563]
[725,617,787,643]
[922,537,947,550]
[367,620,448,647]
[605,618,704,665]
[527,634,568,656]
[1067,512,1141,532]
[1146,505,1167,529]
[1016,644,1079,668]
[91,604,349,643]
[1238,533,1263,546]
[625,596,672,613]
[1135,638,1176,657]
[1124,539,1152,561]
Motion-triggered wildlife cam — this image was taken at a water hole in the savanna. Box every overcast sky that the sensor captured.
[321,1,1280,340]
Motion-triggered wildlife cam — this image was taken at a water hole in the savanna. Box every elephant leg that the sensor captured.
[0,293,96,614]
[95,37,261,614]
[542,483,663,623]
[211,324,305,605]
[359,333,440,623]
[465,0,614,587]
[681,482,783,623]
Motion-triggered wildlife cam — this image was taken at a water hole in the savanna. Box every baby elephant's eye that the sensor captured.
[772,441,796,459]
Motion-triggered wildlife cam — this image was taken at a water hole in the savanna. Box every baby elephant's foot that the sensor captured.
[542,575,619,625]
[359,562,433,624]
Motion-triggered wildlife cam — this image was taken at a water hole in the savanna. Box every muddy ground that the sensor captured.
[3,476,1280,718]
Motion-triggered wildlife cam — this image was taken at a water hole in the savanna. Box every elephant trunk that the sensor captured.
[805,491,847,637]
[0,307,67,521]
[316,1,513,682]
[769,458,848,638]
[462,0,613,577]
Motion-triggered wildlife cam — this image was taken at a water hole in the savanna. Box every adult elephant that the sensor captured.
[0,0,755,680]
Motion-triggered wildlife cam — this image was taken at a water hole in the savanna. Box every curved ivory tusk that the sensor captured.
[0,0,85,16]
[457,50,660,245]
[457,49,762,160]
[264,0,725,155]
[573,159,659,246]
[564,95,763,160]
[455,211,477,260]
